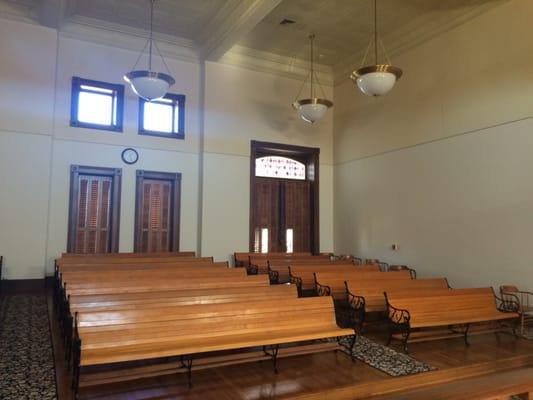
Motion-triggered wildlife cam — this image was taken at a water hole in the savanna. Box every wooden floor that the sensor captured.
[47,293,533,400]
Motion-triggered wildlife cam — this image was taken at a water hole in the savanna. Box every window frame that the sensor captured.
[70,76,125,132]
[138,93,186,140]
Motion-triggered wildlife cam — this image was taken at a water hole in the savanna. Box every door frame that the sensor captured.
[249,140,320,254]
[134,170,182,252]
[67,165,122,253]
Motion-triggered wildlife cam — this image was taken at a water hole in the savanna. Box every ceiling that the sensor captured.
[1,0,508,79]
[238,0,507,68]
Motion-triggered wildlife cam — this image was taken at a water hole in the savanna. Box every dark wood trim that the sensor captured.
[134,170,182,252]
[249,140,320,254]
[138,93,185,140]
[70,76,124,132]
[67,165,122,253]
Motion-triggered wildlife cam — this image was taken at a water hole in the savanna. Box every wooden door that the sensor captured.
[135,171,181,253]
[67,166,121,253]
[283,180,312,253]
[251,178,281,252]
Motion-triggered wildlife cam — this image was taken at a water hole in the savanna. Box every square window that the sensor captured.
[139,93,185,139]
[70,77,124,132]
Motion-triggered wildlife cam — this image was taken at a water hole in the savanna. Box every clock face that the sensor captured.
[121,148,139,165]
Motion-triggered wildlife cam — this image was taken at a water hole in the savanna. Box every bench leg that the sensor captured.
[181,356,194,388]
[263,345,280,374]
[464,324,470,346]
[349,334,358,362]
[401,329,410,354]
[71,338,81,400]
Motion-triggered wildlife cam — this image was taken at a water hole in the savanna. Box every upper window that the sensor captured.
[70,77,124,132]
[139,93,185,139]
[255,156,306,180]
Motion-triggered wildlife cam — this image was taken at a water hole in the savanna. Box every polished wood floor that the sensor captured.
[47,293,533,400]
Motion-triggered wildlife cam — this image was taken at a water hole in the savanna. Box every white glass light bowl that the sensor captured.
[350,65,402,96]
[292,98,333,124]
[124,70,175,101]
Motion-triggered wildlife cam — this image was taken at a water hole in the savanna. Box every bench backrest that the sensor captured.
[58,256,213,266]
[386,287,500,325]
[58,261,228,274]
[268,260,354,283]
[234,252,312,266]
[61,265,244,283]
[66,275,270,296]
[77,296,339,334]
[345,277,449,311]
[289,264,368,290]
[61,251,196,258]
[70,284,297,312]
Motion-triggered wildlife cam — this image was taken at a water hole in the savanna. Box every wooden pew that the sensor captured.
[58,261,228,275]
[384,287,520,353]
[367,367,533,400]
[342,277,449,331]
[64,274,271,296]
[247,254,330,275]
[234,251,311,267]
[289,264,382,296]
[61,251,196,258]
[269,259,354,284]
[57,255,213,267]
[70,285,298,313]
[60,264,241,283]
[71,296,355,397]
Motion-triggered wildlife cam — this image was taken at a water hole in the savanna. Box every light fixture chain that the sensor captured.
[309,33,315,98]
[374,0,378,64]
[153,41,173,76]
[313,71,328,100]
[359,34,373,68]
[378,38,392,65]
[294,71,312,102]
[148,0,156,71]
[131,39,150,71]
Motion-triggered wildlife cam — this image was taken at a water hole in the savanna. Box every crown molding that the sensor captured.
[0,1,38,24]
[59,15,200,64]
[220,45,334,86]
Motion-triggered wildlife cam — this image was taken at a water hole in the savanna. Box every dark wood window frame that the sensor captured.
[138,93,186,139]
[134,170,182,252]
[70,76,125,132]
[249,140,320,254]
[67,165,122,253]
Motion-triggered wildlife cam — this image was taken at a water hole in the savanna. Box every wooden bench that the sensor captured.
[61,251,196,258]
[57,255,213,267]
[289,264,382,296]
[367,367,533,400]
[69,285,298,313]
[234,251,311,267]
[343,277,449,331]
[247,254,331,275]
[71,296,355,397]
[57,261,228,275]
[268,259,353,284]
[384,287,520,352]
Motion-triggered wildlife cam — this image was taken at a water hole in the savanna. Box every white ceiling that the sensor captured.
[1,0,509,80]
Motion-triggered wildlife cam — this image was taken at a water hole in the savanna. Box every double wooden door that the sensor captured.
[251,178,312,253]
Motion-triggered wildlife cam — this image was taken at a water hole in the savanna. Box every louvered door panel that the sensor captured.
[74,176,112,254]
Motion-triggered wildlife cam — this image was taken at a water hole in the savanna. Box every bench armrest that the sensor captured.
[495,292,520,313]
[246,264,259,275]
[268,267,279,284]
[385,295,411,325]
[315,279,331,297]
[353,257,363,265]
[345,282,365,312]
[289,274,303,297]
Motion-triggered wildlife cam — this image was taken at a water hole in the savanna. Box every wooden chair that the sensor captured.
[500,285,533,336]
[385,287,520,353]
[71,296,354,397]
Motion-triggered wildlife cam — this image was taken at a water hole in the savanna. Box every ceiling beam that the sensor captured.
[38,0,75,29]
[199,0,283,61]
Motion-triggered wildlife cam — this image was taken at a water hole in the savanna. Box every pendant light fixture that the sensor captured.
[124,0,175,101]
[292,34,333,124]
[350,0,402,96]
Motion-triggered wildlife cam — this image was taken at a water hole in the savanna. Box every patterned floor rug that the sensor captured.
[338,335,436,376]
[0,295,57,399]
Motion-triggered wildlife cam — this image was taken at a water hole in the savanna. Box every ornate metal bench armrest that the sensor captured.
[385,296,411,325]
[268,267,280,284]
[495,292,520,313]
[289,274,303,297]
[378,262,389,272]
[315,280,331,297]
[246,264,259,275]
[408,268,417,279]
[353,257,363,265]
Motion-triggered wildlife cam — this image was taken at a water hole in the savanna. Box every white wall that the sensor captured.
[0,17,336,278]
[334,0,533,289]
[202,62,335,262]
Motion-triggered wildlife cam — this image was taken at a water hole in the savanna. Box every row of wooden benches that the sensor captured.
[53,253,356,399]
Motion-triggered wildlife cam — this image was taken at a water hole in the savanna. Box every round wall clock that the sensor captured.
[121,148,139,165]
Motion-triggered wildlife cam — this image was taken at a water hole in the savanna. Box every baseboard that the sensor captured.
[0,278,48,294]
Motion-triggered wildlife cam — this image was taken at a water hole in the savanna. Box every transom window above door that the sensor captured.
[255,156,306,180]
